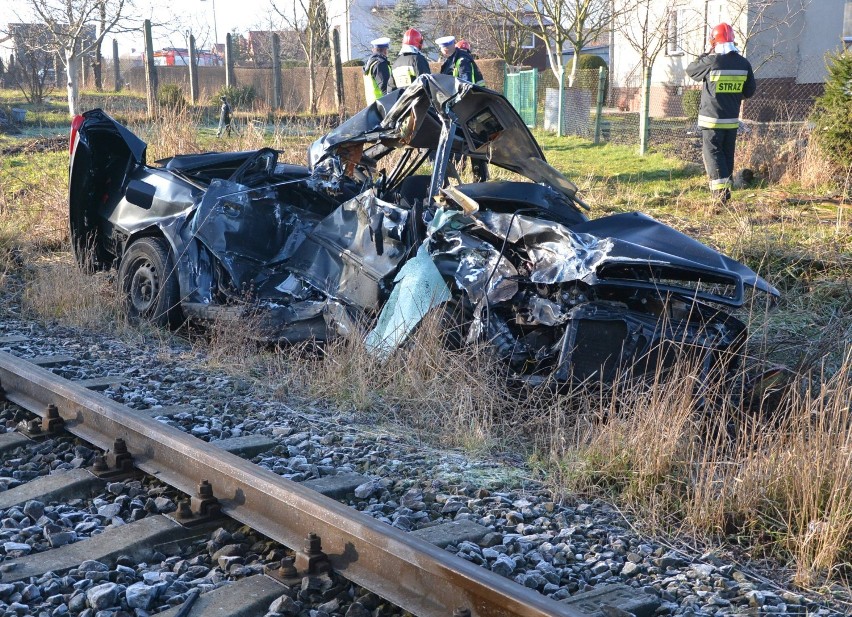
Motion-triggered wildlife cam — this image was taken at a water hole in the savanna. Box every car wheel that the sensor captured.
[118,237,183,328]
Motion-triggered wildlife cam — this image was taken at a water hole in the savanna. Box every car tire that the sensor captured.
[118,237,183,328]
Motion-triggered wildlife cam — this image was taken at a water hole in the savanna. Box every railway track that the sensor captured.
[0,348,657,617]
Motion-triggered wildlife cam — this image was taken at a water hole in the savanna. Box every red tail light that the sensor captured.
[70,114,84,156]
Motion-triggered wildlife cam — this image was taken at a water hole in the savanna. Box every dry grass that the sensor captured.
[265,313,519,453]
[19,251,123,330]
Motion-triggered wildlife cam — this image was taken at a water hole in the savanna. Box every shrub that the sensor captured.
[342,59,365,67]
[810,50,852,167]
[214,85,257,109]
[682,89,701,121]
[572,55,609,102]
[157,84,186,110]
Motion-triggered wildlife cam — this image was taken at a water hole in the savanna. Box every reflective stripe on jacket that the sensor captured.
[686,51,756,130]
[391,51,430,88]
[363,54,391,104]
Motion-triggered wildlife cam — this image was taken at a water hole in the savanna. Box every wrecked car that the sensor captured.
[69,74,778,384]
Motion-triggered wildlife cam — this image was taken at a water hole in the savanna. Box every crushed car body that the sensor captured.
[69,74,779,383]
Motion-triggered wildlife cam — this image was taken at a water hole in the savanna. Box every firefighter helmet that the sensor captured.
[403,28,423,49]
[710,23,735,46]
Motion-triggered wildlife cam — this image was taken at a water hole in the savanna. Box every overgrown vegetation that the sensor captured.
[157,84,186,111]
[810,50,852,169]
[682,88,700,121]
[214,84,258,110]
[1,91,851,603]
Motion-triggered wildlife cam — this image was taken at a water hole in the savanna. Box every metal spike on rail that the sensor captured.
[265,556,301,587]
[295,531,330,575]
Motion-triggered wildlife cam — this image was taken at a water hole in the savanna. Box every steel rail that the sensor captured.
[0,351,588,617]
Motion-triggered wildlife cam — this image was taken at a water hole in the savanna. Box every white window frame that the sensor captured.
[521,32,536,49]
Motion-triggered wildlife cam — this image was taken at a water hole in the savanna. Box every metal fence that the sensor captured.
[504,61,832,173]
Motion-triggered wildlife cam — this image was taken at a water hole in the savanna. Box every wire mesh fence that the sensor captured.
[503,60,832,173]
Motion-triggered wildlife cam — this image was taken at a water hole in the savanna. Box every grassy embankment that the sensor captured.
[1,91,851,599]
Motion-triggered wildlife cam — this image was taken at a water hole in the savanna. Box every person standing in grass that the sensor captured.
[217,95,232,137]
[687,23,756,206]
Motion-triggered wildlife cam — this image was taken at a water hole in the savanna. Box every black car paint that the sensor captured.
[69,74,779,381]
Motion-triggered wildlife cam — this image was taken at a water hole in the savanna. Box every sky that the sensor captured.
[0,0,282,54]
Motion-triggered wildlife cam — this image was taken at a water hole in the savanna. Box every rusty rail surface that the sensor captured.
[0,351,589,617]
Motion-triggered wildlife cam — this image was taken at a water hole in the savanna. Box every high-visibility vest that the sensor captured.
[363,59,383,104]
[453,57,485,86]
[392,64,416,88]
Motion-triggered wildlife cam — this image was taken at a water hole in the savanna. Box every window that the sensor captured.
[522,32,536,49]
[666,9,684,55]
[844,0,852,43]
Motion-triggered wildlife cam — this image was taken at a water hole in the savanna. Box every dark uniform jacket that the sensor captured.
[686,51,756,129]
[440,49,476,83]
[391,51,431,88]
[363,53,394,103]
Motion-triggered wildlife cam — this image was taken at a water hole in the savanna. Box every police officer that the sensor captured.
[436,35,489,182]
[686,23,756,205]
[392,28,430,89]
[363,37,394,105]
[436,36,476,83]
[456,40,485,86]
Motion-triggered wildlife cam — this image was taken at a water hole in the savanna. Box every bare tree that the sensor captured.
[271,0,332,114]
[721,0,810,74]
[4,23,56,104]
[613,0,702,153]
[433,0,536,65]
[476,0,615,84]
[12,0,141,116]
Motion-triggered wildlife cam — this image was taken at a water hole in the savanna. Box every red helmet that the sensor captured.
[403,28,423,49]
[457,39,471,52]
[710,23,735,45]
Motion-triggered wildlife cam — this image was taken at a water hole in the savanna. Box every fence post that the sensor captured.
[331,29,345,116]
[594,66,606,145]
[112,39,120,92]
[188,34,198,105]
[533,68,538,128]
[143,19,157,118]
[557,65,565,137]
[225,33,234,89]
[639,65,651,155]
[271,33,281,111]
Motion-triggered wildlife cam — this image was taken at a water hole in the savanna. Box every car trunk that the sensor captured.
[69,109,146,271]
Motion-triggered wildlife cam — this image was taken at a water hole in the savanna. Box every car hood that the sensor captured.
[309,74,580,199]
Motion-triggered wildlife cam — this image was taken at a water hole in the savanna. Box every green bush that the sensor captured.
[572,55,609,102]
[342,59,364,67]
[682,89,701,121]
[810,50,852,167]
[214,85,257,109]
[157,84,186,110]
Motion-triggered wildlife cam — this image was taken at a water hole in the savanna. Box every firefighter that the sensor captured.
[392,28,430,89]
[363,37,394,104]
[686,23,756,205]
[456,40,485,86]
